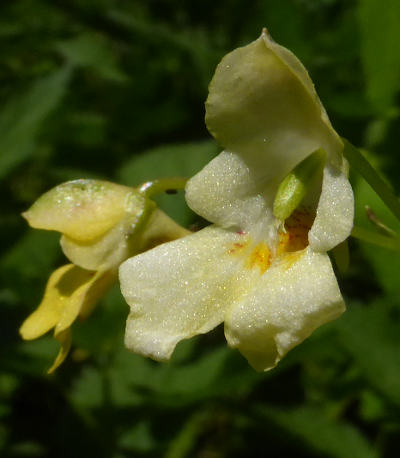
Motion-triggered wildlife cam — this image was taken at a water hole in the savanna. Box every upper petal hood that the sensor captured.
[206,30,342,167]
[187,31,345,229]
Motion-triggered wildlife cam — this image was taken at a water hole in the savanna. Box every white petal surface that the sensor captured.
[120,226,248,361]
[186,151,273,231]
[225,248,345,371]
[62,208,190,271]
[61,218,132,271]
[308,164,354,252]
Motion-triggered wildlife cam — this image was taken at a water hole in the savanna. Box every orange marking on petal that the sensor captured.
[229,240,250,254]
[281,250,305,270]
[246,242,271,274]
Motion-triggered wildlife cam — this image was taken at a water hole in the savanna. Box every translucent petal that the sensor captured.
[138,208,191,249]
[225,248,345,371]
[120,226,248,361]
[61,219,133,271]
[62,208,190,271]
[308,164,354,252]
[23,179,141,242]
[53,269,113,334]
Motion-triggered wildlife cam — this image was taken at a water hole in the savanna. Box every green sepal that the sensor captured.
[331,240,350,274]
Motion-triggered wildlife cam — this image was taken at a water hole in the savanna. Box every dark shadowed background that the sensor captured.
[1,0,400,457]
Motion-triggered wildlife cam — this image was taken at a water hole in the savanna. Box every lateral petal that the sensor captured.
[224,248,345,371]
[54,269,113,334]
[186,150,271,231]
[19,264,79,340]
[60,219,133,271]
[47,329,71,374]
[61,208,190,271]
[120,226,249,361]
[308,164,354,252]
[20,264,113,342]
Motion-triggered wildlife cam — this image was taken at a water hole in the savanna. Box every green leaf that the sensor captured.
[110,344,231,406]
[257,405,377,458]
[359,390,387,422]
[0,67,71,179]
[338,302,400,407]
[118,421,157,453]
[343,140,400,224]
[354,172,400,294]
[358,0,400,113]
[1,229,60,281]
[56,33,128,83]
[165,410,210,458]
[69,366,104,409]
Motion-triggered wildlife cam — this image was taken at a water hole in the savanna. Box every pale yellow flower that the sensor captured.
[20,179,189,372]
[119,31,354,371]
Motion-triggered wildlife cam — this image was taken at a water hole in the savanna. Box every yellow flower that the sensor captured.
[20,179,189,372]
[119,30,354,371]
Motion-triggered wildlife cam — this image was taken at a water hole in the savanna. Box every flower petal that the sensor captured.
[308,164,354,252]
[20,264,113,341]
[19,264,82,340]
[47,329,71,374]
[187,31,344,229]
[205,31,342,164]
[23,179,141,242]
[186,150,271,230]
[60,219,133,271]
[138,208,191,249]
[120,226,248,361]
[54,269,114,334]
[61,208,190,271]
[224,248,345,371]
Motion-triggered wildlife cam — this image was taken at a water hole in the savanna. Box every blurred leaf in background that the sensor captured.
[1,0,400,457]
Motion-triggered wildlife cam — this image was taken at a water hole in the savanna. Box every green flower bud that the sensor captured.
[273,148,326,221]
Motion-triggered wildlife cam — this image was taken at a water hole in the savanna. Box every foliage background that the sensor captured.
[1,0,400,456]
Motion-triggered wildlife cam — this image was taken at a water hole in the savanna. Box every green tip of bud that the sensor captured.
[273,148,326,221]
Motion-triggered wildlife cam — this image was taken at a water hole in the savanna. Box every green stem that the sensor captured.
[351,226,400,251]
[343,139,400,222]
[127,197,156,241]
[139,177,188,198]
[365,205,397,236]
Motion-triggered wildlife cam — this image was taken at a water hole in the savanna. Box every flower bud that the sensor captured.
[273,148,326,221]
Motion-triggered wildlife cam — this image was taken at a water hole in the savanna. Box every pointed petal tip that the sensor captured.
[47,329,71,373]
[21,210,30,222]
[260,27,274,43]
